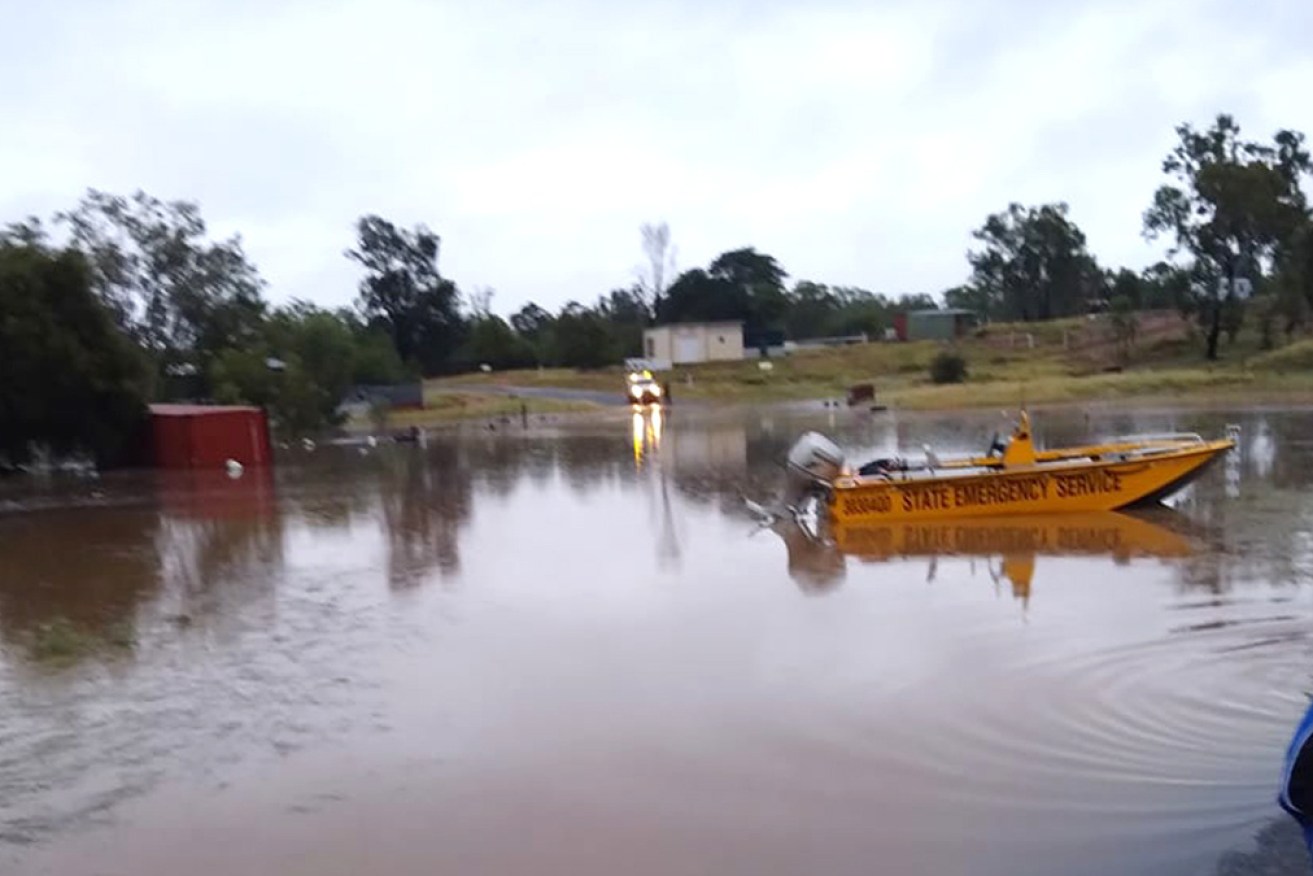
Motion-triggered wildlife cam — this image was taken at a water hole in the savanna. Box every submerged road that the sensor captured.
[432,384,627,405]
[433,383,701,407]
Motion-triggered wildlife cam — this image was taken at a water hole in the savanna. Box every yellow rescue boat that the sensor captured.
[786,412,1235,525]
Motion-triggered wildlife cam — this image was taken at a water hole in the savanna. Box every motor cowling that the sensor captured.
[786,432,845,490]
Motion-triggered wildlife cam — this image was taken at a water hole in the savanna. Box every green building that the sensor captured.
[896,308,978,341]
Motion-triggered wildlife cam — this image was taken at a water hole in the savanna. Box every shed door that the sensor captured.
[674,333,701,363]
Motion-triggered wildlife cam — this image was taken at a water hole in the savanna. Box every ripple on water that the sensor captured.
[909,611,1306,823]
[0,561,393,846]
[589,585,1312,854]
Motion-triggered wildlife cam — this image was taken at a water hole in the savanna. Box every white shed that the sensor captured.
[642,322,745,364]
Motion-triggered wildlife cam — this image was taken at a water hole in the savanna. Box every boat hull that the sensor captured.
[828,439,1233,524]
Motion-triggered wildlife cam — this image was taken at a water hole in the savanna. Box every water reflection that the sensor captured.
[378,444,471,589]
[772,511,1199,600]
[631,407,663,470]
[0,469,285,662]
[631,407,680,569]
[0,505,161,660]
[154,468,283,624]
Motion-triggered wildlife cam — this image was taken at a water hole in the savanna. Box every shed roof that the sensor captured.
[149,404,262,416]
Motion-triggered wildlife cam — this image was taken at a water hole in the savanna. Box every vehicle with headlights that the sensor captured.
[626,370,663,406]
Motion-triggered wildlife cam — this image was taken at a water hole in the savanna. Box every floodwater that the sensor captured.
[1,404,1312,875]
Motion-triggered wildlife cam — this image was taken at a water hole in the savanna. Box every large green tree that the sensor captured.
[0,242,150,466]
[1138,262,1197,314]
[784,281,841,339]
[1143,114,1311,359]
[54,189,266,368]
[650,248,791,331]
[655,268,747,324]
[828,287,896,337]
[594,286,650,357]
[1274,220,1313,333]
[346,215,466,374]
[550,302,618,368]
[334,308,409,385]
[207,302,410,436]
[460,315,536,370]
[967,203,1103,322]
[509,302,554,364]
[708,247,789,329]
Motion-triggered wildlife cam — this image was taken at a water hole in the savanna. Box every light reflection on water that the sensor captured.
[1,405,1313,875]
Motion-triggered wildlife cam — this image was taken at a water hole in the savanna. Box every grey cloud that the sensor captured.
[3,0,1311,315]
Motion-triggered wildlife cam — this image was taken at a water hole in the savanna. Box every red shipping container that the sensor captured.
[149,405,272,470]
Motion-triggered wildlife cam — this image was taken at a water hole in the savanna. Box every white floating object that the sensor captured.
[225,459,244,479]
[366,435,378,448]
[744,498,776,525]
[301,437,316,451]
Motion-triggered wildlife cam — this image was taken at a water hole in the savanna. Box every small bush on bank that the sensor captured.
[930,351,968,384]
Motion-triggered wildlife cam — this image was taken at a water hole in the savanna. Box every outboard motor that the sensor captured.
[786,432,845,496]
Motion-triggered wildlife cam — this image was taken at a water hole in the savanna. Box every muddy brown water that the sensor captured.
[2,404,1312,875]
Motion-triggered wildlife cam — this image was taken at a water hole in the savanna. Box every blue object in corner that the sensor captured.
[1279,698,1313,856]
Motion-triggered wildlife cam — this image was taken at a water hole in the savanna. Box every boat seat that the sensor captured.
[858,458,901,478]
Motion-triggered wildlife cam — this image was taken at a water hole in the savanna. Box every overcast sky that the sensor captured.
[4,0,1311,316]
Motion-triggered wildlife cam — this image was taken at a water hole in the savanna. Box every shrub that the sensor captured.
[1249,339,1313,373]
[930,351,968,384]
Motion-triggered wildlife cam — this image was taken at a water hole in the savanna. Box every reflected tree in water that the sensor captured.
[379,444,473,589]
[558,435,631,494]
[152,469,285,632]
[1167,412,1313,594]
[0,505,162,662]
[466,436,529,499]
[283,453,381,530]
[0,469,284,665]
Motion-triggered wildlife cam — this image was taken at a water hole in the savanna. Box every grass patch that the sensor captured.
[27,616,135,666]
[354,391,598,430]
[1249,339,1313,373]
[424,321,1313,410]
[435,368,622,393]
[885,368,1260,410]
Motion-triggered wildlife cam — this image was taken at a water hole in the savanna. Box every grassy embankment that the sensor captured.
[434,316,1313,411]
[358,388,597,431]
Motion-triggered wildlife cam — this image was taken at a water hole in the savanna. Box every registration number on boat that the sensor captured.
[841,493,893,516]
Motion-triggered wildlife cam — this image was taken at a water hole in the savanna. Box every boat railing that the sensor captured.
[1106,431,1206,446]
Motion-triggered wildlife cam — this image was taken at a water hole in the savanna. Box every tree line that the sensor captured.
[499,115,1311,365]
[951,115,1312,361]
[3,112,1310,466]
